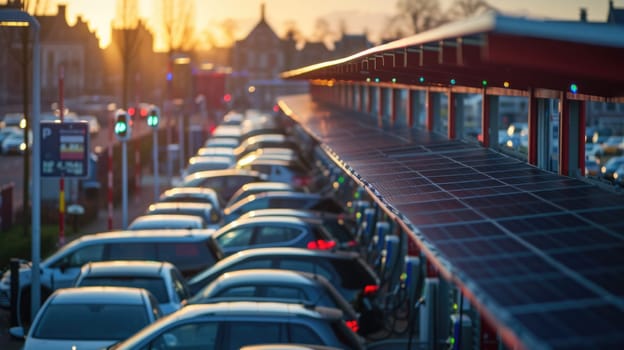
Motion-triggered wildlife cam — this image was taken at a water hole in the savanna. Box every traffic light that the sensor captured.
[114,109,131,140]
[147,107,159,128]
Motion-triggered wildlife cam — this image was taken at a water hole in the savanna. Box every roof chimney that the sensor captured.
[58,4,67,20]
[261,3,265,22]
[579,8,587,22]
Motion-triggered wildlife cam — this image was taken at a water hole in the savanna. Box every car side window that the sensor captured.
[264,286,307,300]
[144,322,219,350]
[278,259,334,283]
[216,227,254,248]
[58,244,105,268]
[289,323,323,345]
[255,226,302,244]
[158,242,216,277]
[226,321,284,349]
[108,242,157,260]
[224,258,273,272]
[216,286,257,298]
[149,293,163,320]
[170,269,190,301]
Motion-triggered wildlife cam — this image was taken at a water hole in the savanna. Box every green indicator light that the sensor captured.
[419,76,425,83]
[338,176,345,184]
[449,337,455,345]
[482,80,488,86]
[115,123,127,134]
[453,303,458,311]
[391,78,397,83]
[374,78,380,83]
[570,83,578,93]
[356,212,362,220]
[354,191,360,199]
[450,79,456,85]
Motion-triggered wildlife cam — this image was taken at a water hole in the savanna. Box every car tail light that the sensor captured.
[363,285,379,295]
[307,239,336,250]
[293,175,312,187]
[345,319,359,333]
[346,240,358,247]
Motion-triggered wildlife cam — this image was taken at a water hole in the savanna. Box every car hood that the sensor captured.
[24,338,117,350]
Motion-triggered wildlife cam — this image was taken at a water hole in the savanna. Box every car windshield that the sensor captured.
[33,304,149,340]
[78,277,170,303]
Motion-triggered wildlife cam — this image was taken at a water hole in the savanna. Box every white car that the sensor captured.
[9,286,162,350]
[73,260,191,315]
[1,129,32,155]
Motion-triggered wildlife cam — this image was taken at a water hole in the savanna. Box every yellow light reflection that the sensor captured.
[0,21,29,27]
[173,57,191,65]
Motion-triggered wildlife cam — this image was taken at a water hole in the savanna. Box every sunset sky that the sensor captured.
[28,0,621,50]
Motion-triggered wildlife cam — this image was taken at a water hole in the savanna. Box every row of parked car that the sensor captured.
[1,109,382,349]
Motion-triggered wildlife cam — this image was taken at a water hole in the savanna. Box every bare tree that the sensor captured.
[113,0,141,109]
[386,0,447,38]
[283,20,304,44]
[311,18,340,48]
[446,0,494,20]
[161,0,196,53]
[219,18,238,47]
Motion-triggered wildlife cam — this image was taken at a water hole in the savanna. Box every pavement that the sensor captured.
[0,170,163,349]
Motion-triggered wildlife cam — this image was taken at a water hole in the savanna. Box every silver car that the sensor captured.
[109,301,364,350]
[189,269,359,327]
[10,286,161,350]
[73,260,191,315]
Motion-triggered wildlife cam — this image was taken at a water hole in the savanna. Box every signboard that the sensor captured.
[40,121,90,178]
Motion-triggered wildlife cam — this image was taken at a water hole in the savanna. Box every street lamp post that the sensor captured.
[0,8,41,321]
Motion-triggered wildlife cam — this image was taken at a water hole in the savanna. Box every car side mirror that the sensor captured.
[9,326,25,340]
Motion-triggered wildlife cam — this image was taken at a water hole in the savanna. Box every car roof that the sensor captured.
[188,155,234,165]
[210,269,327,288]
[169,301,342,319]
[238,181,295,192]
[226,191,324,211]
[242,158,302,167]
[52,229,216,256]
[240,344,343,350]
[49,286,151,305]
[239,209,346,221]
[183,168,264,182]
[80,260,173,278]
[215,216,322,237]
[249,191,322,200]
[160,187,219,198]
[129,214,204,228]
[228,247,359,260]
[148,202,215,211]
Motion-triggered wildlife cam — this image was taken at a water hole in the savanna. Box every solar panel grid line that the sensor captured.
[503,174,571,186]
[505,298,610,316]
[448,186,522,198]
[382,191,454,204]
[437,179,509,191]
